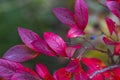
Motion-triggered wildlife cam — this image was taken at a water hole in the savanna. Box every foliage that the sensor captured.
[0,0,120,80]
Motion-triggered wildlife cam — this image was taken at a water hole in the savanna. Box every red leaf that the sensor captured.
[11,71,40,80]
[112,68,120,79]
[65,47,77,58]
[66,59,81,73]
[107,0,120,3]
[52,8,75,26]
[114,43,120,55]
[105,17,115,35]
[67,27,85,38]
[31,40,56,56]
[12,62,40,80]
[106,1,120,18]
[36,63,50,78]
[0,59,23,79]
[3,45,39,62]
[12,64,40,80]
[0,58,40,80]
[66,45,81,58]
[103,37,116,45]
[74,0,88,30]
[53,68,71,80]
[44,32,67,56]
[18,27,41,51]
[74,71,89,80]
[35,63,54,80]
[81,58,106,76]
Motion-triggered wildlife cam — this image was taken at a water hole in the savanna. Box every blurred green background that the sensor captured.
[0,0,111,73]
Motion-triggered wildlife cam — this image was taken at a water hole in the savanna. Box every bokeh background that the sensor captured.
[0,0,114,73]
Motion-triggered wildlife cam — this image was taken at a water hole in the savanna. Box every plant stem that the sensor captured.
[96,0,108,8]
[77,46,88,60]
[89,64,120,79]
[83,37,108,54]
[84,37,115,64]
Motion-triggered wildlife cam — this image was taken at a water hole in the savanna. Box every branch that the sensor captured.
[83,37,108,54]
[89,64,120,79]
[77,47,88,60]
[96,0,108,8]
[92,48,108,53]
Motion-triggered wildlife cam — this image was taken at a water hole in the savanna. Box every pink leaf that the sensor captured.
[74,71,89,80]
[0,59,40,80]
[31,40,56,56]
[52,8,75,26]
[11,71,40,80]
[3,45,39,62]
[0,59,23,79]
[103,37,116,45]
[36,63,51,79]
[12,64,40,80]
[105,17,115,35]
[53,68,71,80]
[106,1,120,18]
[107,0,120,3]
[44,32,67,56]
[18,27,41,51]
[112,68,120,78]
[66,45,81,58]
[66,59,81,73]
[74,0,88,30]
[65,47,77,58]
[114,43,120,55]
[67,27,85,38]
[12,62,40,80]
[81,58,106,76]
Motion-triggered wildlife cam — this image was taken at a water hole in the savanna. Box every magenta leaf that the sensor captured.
[11,71,40,80]
[66,59,80,73]
[103,37,116,45]
[53,68,71,80]
[65,47,77,58]
[52,8,75,26]
[12,63,40,80]
[36,63,50,79]
[18,27,41,51]
[81,58,106,76]
[12,61,40,80]
[44,32,67,56]
[3,45,39,62]
[65,45,81,58]
[0,59,23,79]
[114,43,120,55]
[74,0,88,30]
[106,1,120,18]
[74,71,89,80]
[105,17,115,35]
[0,59,40,80]
[67,27,85,38]
[112,68,120,78]
[31,40,56,56]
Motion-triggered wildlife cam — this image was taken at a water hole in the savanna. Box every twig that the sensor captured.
[89,64,120,79]
[96,0,108,8]
[84,37,115,64]
[92,48,108,53]
[114,27,119,41]
[77,47,88,60]
[107,49,115,64]
[83,37,108,54]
